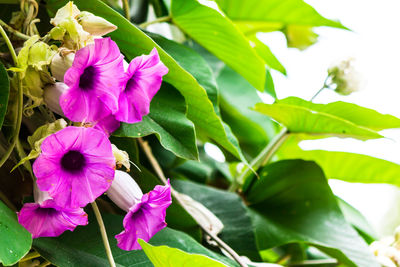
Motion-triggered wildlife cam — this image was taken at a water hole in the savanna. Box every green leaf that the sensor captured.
[0,62,9,130]
[138,239,228,267]
[217,65,277,157]
[254,97,400,140]
[215,0,347,36]
[0,200,32,266]
[249,35,286,75]
[46,0,246,162]
[278,138,400,187]
[171,0,266,91]
[114,84,198,160]
[34,213,238,267]
[338,198,377,244]
[247,160,379,267]
[173,179,260,260]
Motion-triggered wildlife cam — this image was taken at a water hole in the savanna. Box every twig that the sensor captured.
[0,19,30,40]
[122,0,131,20]
[91,201,116,267]
[137,138,248,267]
[0,26,24,169]
[138,16,171,28]
[19,251,40,262]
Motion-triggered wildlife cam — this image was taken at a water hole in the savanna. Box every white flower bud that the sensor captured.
[179,193,224,237]
[50,51,75,82]
[111,144,130,171]
[33,184,51,204]
[107,171,143,212]
[43,82,68,116]
[78,11,117,36]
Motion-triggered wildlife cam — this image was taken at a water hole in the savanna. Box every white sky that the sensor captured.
[258,0,400,237]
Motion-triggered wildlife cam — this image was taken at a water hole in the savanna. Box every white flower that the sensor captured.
[328,57,365,95]
[106,171,143,212]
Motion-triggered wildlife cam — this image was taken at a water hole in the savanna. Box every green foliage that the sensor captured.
[138,239,229,267]
[279,137,400,186]
[34,214,237,267]
[215,0,347,35]
[171,0,266,91]
[173,179,260,260]
[0,201,32,266]
[0,62,9,129]
[255,97,400,140]
[114,84,198,160]
[247,160,379,267]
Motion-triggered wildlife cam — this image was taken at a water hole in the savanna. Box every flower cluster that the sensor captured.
[17,1,171,251]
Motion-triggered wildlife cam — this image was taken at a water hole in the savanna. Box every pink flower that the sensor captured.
[107,172,172,250]
[60,37,125,123]
[33,126,115,208]
[18,187,88,238]
[114,48,168,123]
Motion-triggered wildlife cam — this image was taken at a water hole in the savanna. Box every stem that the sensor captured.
[91,201,116,267]
[20,251,40,262]
[122,0,131,20]
[15,139,34,178]
[139,16,171,28]
[310,76,330,102]
[137,138,248,267]
[0,19,30,40]
[0,26,23,169]
[233,128,288,192]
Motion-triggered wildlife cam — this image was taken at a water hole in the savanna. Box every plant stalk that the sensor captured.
[122,0,131,20]
[138,16,171,28]
[0,25,23,169]
[91,201,116,267]
[0,19,30,40]
[137,138,248,267]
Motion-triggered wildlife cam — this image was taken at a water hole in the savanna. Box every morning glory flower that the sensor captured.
[114,48,168,123]
[33,126,115,208]
[107,171,172,250]
[18,187,88,238]
[60,37,124,123]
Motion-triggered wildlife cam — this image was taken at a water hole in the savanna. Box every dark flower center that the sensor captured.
[61,150,86,173]
[79,66,97,90]
[36,207,58,216]
[125,76,136,92]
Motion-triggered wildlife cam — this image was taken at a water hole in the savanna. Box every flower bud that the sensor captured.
[107,171,143,212]
[111,144,130,171]
[50,51,75,82]
[328,57,364,96]
[50,1,80,26]
[178,193,224,237]
[78,11,117,36]
[43,82,68,115]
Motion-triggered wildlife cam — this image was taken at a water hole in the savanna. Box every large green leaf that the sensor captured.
[147,33,247,162]
[173,179,260,260]
[215,0,347,36]
[278,138,400,187]
[171,0,266,91]
[138,239,228,267]
[114,84,198,160]
[246,160,379,267]
[254,97,400,140]
[0,200,32,266]
[0,62,9,129]
[34,214,238,267]
[217,65,277,157]
[46,0,246,162]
